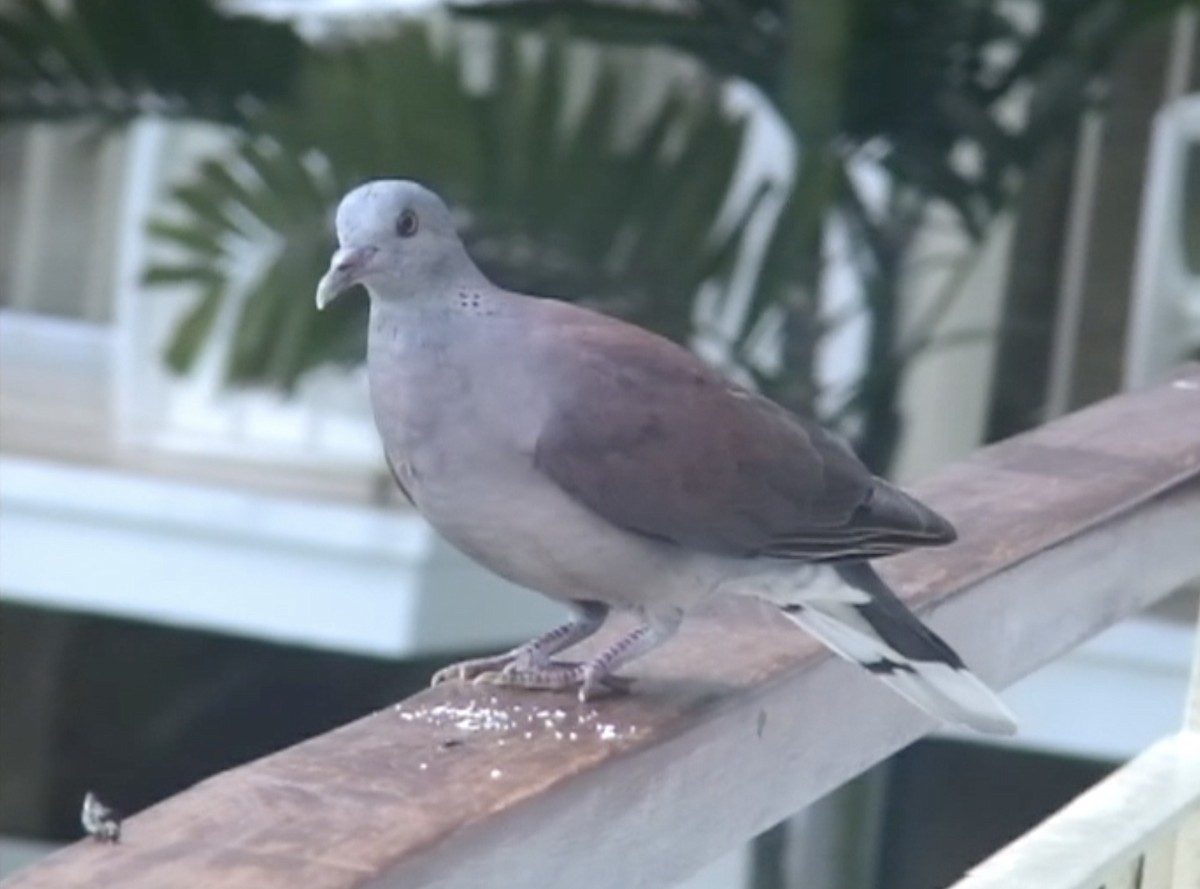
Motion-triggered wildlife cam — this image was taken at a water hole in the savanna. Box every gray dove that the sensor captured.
[316,179,1017,735]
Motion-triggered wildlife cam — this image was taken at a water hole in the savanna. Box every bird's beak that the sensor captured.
[316,245,378,310]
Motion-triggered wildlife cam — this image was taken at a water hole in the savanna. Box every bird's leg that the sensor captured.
[578,609,682,700]
[430,601,609,687]
[487,608,683,701]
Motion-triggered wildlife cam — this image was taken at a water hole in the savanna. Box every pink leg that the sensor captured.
[431,601,608,687]
[489,609,683,701]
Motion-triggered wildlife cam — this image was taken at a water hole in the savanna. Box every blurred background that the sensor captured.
[0,0,1198,886]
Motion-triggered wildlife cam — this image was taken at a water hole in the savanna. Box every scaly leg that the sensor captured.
[487,608,683,701]
[430,600,609,687]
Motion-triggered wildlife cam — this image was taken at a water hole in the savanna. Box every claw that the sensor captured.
[431,653,519,687]
[579,669,634,701]
[430,666,461,687]
[469,670,506,686]
[602,674,636,692]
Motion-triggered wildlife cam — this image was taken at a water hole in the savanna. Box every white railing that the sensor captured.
[951,622,1200,889]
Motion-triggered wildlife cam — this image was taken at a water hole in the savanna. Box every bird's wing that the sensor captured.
[530,306,954,560]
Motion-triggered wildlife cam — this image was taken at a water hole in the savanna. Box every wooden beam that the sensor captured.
[10,367,1200,889]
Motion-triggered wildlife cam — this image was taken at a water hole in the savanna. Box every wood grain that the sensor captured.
[8,367,1200,889]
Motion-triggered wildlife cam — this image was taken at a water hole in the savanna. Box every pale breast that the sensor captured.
[365,300,726,611]
[414,457,722,612]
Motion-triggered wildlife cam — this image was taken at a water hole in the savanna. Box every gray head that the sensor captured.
[315,180,482,309]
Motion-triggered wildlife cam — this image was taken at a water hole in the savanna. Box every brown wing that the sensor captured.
[531,308,954,560]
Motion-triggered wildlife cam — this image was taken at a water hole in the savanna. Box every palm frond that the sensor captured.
[145,21,759,390]
[0,0,302,124]
[452,0,773,87]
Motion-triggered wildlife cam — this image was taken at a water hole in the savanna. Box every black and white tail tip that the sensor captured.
[782,563,1018,736]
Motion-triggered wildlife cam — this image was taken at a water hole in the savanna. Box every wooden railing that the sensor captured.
[7,367,1200,889]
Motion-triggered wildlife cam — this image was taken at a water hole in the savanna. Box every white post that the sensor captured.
[1170,609,1200,887]
[1142,599,1200,889]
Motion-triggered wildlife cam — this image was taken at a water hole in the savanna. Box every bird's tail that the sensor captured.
[779,561,1018,736]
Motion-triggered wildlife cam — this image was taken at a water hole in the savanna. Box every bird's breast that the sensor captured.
[362,307,723,608]
[366,310,533,512]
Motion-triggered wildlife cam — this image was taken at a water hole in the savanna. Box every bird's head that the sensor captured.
[316,179,474,309]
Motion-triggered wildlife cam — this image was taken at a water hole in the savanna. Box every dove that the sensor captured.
[316,179,1017,735]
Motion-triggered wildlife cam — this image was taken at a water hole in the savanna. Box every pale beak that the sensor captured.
[316,245,378,309]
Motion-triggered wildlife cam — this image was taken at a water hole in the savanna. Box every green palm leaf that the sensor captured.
[145,20,760,390]
[0,0,302,124]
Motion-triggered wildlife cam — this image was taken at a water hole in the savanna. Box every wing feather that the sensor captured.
[530,304,953,559]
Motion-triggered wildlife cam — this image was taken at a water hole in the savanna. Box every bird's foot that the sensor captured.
[473,660,634,700]
[579,668,635,701]
[431,652,525,687]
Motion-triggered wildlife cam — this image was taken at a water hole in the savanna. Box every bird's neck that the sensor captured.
[365,277,504,368]
[364,279,509,468]
[367,297,448,357]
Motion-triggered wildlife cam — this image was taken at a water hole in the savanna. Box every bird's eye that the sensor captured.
[395,209,419,239]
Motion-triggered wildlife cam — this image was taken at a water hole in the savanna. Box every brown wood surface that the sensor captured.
[7,367,1200,889]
